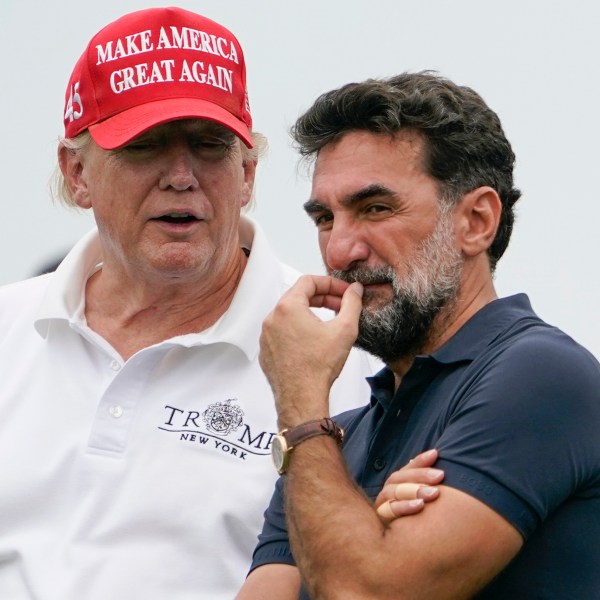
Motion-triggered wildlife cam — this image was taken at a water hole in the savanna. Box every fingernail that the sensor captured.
[423,449,437,459]
[408,499,424,507]
[420,486,438,498]
[426,468,444,481]
[351,282,364,297]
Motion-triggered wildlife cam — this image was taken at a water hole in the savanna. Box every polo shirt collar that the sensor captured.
[367,294,535,407]
[34,228,102,335]
[431,293,534,364]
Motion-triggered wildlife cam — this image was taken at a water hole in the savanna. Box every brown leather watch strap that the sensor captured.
[282,417,344,449]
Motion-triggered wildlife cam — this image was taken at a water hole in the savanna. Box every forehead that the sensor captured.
[311,130,429,199]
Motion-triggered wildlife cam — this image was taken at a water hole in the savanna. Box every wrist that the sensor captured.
[271,417,344,475]
[275,392,331,431]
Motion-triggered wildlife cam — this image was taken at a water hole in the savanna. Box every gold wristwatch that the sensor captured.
[271,418,344,475]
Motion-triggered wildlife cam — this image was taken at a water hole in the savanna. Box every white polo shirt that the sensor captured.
[0,216,378,600]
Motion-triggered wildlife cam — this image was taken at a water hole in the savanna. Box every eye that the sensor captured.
[195,137,229,150]
[117,136,163,156]
[312,212,333,229]
[190,135,235,159]
[124,142,158,152]
[365,203,391,214]
[361,203,396,220]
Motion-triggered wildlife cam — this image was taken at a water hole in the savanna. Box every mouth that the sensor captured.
[362,281,391,290]
[154,212,201,224]
[359,278,392,288]
[343,277,393,295]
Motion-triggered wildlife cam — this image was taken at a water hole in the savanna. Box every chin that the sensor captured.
[147,253,208,279]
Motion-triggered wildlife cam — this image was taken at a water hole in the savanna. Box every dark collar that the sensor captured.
[367,294,538,408]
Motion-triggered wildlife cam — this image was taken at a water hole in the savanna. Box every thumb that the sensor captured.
[345,281,364,302]
[337,282,364,334]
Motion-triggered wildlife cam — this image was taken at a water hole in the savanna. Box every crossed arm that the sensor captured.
[237,449,445,600]
[238,449,521,599]
[239,276,523,599]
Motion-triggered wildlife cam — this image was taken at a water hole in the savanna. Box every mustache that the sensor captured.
[331,266,395,286]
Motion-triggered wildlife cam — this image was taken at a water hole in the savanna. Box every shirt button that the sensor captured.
[373,457,386,471]
[109,405,124,419]
[110,360,121,371]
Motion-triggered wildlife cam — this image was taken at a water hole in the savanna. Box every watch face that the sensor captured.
[271,434,288,474]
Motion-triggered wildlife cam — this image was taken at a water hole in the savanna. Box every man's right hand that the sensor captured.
[374,449,444,523]
[259,275,363,428]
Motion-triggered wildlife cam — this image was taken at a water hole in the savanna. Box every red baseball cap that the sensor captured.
[63,7,253,149]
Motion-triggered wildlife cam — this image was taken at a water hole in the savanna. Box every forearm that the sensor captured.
[284,436,389,600]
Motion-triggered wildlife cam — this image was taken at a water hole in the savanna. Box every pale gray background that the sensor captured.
[1,0,599,358]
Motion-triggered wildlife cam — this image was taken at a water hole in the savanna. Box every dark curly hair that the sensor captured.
[292,71,521,269]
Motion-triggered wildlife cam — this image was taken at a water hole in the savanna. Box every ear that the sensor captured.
[58,144,92,209]
[240,158,257,208]
[455,186,502,257]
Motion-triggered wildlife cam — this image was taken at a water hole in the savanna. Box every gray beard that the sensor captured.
[332,209,463,363]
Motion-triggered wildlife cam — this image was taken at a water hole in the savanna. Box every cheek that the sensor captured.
[318,231,330,260]
[205,164,240,193]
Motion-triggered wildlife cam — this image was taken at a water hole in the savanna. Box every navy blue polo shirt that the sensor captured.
[251,295,600,598]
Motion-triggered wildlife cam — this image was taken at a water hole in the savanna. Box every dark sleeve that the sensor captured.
[249,472,295,571]
[436,328,600,539]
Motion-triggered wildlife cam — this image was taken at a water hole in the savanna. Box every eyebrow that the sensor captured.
[303,183,397,215]
[137,121,235,140]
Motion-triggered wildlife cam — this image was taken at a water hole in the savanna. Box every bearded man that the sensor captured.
[236,71,600,600]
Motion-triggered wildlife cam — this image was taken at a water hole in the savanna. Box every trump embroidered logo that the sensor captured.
[202,399,244,435]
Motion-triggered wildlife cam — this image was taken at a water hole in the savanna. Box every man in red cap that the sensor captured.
[0,7,392,600]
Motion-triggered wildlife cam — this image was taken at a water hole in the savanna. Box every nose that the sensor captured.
[159,143,200,191]
[322,220,370,272]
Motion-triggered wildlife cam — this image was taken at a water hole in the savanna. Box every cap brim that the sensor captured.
[89,98,253,150]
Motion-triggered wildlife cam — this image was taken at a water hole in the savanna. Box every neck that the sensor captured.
[84,247,248,360]
[389,270,498,390]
